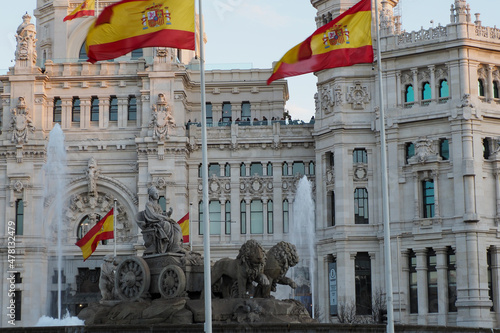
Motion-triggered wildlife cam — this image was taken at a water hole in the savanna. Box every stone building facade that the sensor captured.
[1,0,500,329]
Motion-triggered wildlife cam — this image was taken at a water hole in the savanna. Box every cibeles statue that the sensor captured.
[135,185,184,255]
[99,255,119,301]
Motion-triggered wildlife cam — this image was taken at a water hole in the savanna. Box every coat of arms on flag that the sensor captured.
[142,4,172,29]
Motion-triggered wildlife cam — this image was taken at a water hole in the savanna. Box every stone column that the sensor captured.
[118,96,128,128]
[230,162,241,241]
[411,68,419,103]
[399,249,410,323]
[413,174,419,219]
[435,247,448,325]
[262,198,268,235]
[61,98,72,130]
[432,170,440,217]
[487,65,495,102]
[429,65,436,102]
[491,246,500,326]
[396,71,402,106]
[415,249,428,325]
[462,121,478,221]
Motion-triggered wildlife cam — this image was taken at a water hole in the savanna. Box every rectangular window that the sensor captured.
[439,139,449,160]
[72,97,80,122]
[328,152,334,168]
[427,249,438,313]
[206,102,212,124]
[128,96,137,121]
[283,200,289,233]
[353,148,367,164]
[131,48,143,59]
[355,252,372,315]
[240,200,246,234]
[487,247,494,311]
[109,96,118,121]
[15,199,23,235]
[329,191,335,226]
[225,201,231,235]
[90,96,99,122]
[250,200,263,234]
[198,201,221,235]
[484,138,491,159]
[158,196,166,214]
[267,201,273,234]
[14,290,21,321]
[447,247,457,312]
[250,162,263,176]
[241,101,251,120]
[405,142,415,164]
[354,188,369,224]
[208,163,220,177]
[292,162,305,176]
[222,102,232,122]
[423,180,435,218]
[53,97,62,123]
[409,250,418,313]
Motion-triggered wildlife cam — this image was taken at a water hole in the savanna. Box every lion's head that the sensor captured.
[268,241,299,275]
[237,239,266,280]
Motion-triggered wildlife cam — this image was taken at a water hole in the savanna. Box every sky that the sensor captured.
[0,0,497,121]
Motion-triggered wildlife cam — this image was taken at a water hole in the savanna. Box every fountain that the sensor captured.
[39,124,83,326]
[290,176,316,316]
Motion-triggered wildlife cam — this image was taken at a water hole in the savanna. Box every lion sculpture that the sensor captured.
[254,241,299,298]
[211,239,269,298]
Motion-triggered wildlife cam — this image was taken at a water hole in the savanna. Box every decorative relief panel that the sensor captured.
[346,82,370,110]
[150,93,175,142]
[10,97,35,145]
[240,175,273,198]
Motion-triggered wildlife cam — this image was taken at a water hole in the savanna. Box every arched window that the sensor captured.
[354,188,369,224]
[224,163,231,177]
[439,79,449,98]
[240,200,246,234]
[292,161,305,176]
[109,96,118,121]
[267,200,273,234]
[282,162,289,176]
[90,96,99,122]
[422,82,431,100]
[478,79,485,97]
[494,81,499,99]
[405,85,414,103]
[267,162,273,176]
[53,97,62,123]
[283,199,289,233]
[240,162,246,177]
[309,161,315,175]
[79,42,87,62]
[77,214,103,243]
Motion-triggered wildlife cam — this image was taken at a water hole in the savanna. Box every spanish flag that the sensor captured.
[267,0,373,85]
[177,213,189,243]
[85,0,195,63]
[75,208,114,261]
[63,0,95,22]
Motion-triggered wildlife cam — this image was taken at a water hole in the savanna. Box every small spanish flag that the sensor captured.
[85,0,195,63]
[75,208,114,261]
[267,0,373,84]
[177,213,189,243]
[63,0,95,22]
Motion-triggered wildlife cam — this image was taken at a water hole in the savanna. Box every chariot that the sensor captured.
[114,252,204,301]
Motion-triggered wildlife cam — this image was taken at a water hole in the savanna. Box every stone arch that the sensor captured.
[67,19,95,60]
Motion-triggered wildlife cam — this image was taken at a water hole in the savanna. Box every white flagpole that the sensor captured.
[197,1,212,332]
[113,199,117,258]
[189,202,193,252]
[95,0,99,17]
[374,0,394,332]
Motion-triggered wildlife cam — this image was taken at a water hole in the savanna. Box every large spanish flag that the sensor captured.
[267,0,373,85]
[177,213,189,243]
[86,0,195,63]
[75,208,114,261]
[64,0,95,22]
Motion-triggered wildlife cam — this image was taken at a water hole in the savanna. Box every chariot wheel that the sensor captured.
[115,257,150,301]
[158,264,186,299]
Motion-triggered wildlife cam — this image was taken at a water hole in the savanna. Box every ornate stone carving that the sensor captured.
[99,255,120,301]
[353,166,368,181]
[15,13,37,67]
[314,93,319,113]
[150,93,175,142]
[408,138,436,163]
[477,65,487,79]
[333,84,343,107]
[86,157,100,197]
[320,85,334,114]
[346,82,370,110]
[458,94,474,109]
[10,97,35,144]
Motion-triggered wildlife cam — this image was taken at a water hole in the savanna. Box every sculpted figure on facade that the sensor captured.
[99,255,119,301]
[150,93,175,141]
[10,97,35,144]
[320,85,333,114]
[86,157,100,197]
[135,185,184,255]
[15,13,37,66]
[409,138,436,163]
[346,82,370,110]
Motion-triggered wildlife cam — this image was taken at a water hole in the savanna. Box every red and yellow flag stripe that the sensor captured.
[64,0,95,22]
[86,0,195,63]
[177,213,189,243]
[267,0,373,84]
[75,208,114,261]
